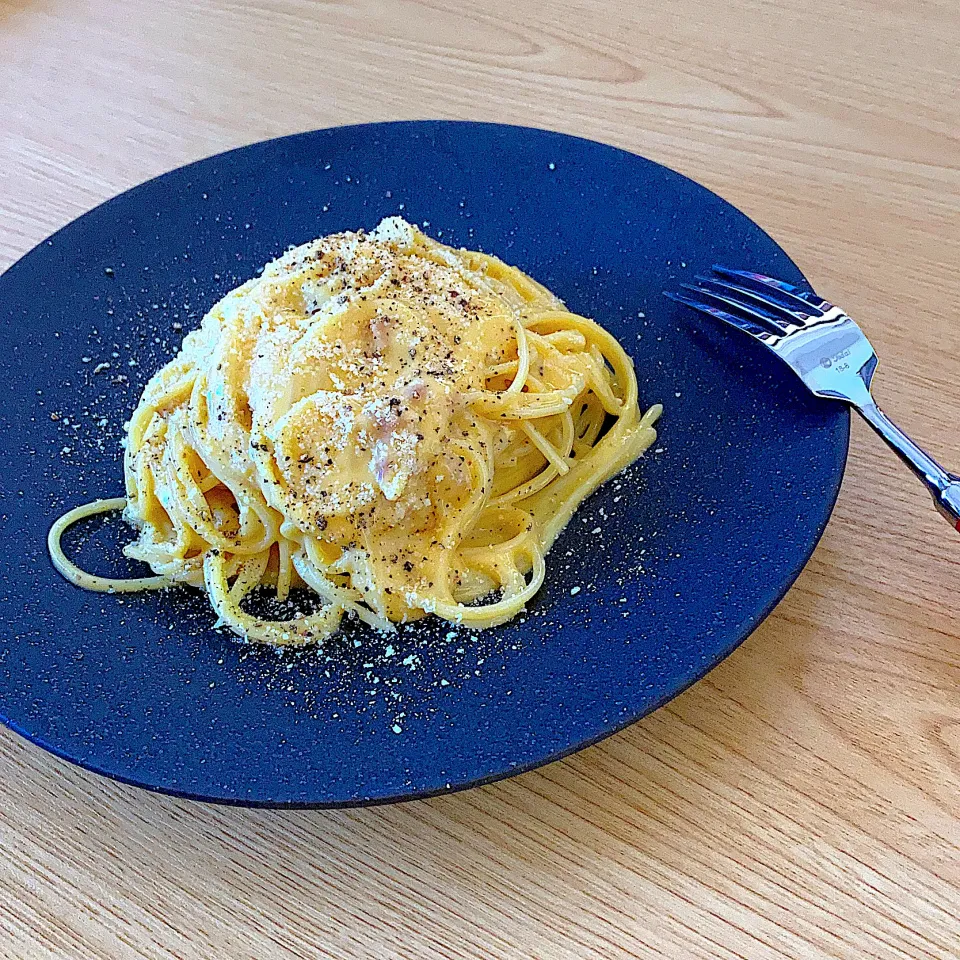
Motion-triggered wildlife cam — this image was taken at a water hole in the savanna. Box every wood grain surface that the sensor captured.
[1,0,958,957]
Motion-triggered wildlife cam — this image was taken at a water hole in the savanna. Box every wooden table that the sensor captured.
[2,1,958,956]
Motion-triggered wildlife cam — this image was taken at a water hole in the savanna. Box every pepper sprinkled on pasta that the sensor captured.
[49,218,661,645]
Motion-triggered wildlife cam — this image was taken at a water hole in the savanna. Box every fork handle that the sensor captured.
[856,401,960,530]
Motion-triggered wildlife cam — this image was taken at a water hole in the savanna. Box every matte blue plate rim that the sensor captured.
[7,491,846,811]
[0,120,850,807]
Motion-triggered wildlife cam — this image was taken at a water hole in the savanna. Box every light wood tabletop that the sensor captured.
[2,0,958,957]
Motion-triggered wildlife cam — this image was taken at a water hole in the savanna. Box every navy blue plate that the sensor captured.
[0,122,847,806]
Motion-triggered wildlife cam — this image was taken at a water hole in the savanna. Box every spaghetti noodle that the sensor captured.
[49,218,661,645]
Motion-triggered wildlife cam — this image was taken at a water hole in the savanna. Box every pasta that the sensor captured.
[49,218,661,645]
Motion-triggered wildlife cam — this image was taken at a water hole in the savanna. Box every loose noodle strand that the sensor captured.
[48,220,660,645]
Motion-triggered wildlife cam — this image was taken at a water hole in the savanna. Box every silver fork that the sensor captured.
[665,267,960,531]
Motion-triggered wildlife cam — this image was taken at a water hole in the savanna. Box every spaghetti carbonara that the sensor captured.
[49,218,661,645]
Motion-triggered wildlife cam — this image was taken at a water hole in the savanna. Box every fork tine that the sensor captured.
[711,266,828,314]
[664,290,776,341]
[678,282,793,334]
[694,276,818,327]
